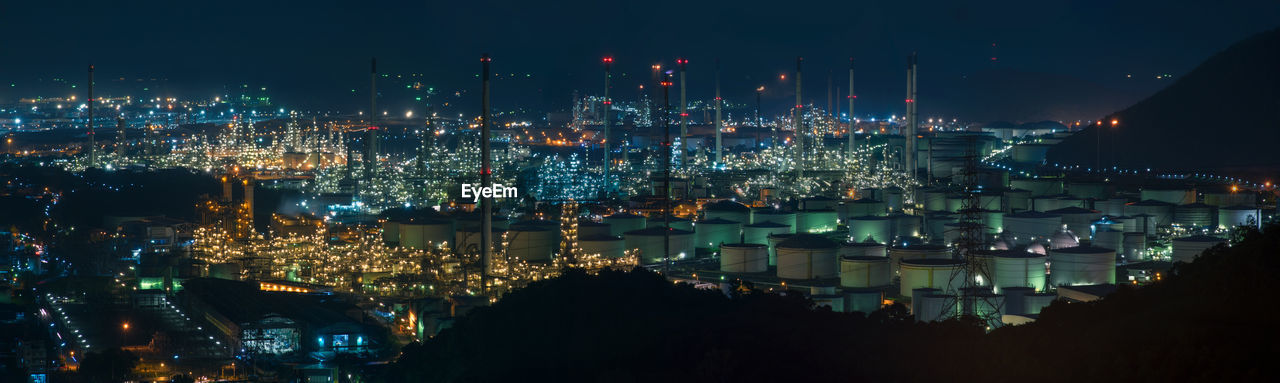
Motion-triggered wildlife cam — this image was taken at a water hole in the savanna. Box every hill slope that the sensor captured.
[1047,27,1280,177]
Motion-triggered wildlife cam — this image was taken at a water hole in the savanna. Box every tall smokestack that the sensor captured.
[848,57,855,157]
[115,116,126,156]
[677,58,688,170]
[661,72,673,276]
[795,56,804,178]
[602,56,613,197]
[366,58,379,182]
[827,69,832,118]
[905,53,918,180]
[714,59,722,168]
[221,176,233,202]
[87,65,95,168]
[480,53,493,292]
[243,178,255,227]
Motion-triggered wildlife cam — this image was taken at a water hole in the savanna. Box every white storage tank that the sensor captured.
[992,251,1048,292]
[579,235,626,259]
[603,212,646,236]
[695,218,742,249]
[840,256,892,288]
[766,233,793,266]
[753,208,797,231]
[845,198,888,218]
[980,210,1004,235]
[888,244,952,276]
[796,209,838,233]
[720,243,769,273]
[1173,203,1216,228]
[925,213,957,241]
[1123,200,1175,228]
[1048,245,1116,286]
[1092,198,1128,217]
[884,187,906,212]
[1204,192,1256,208]
[913,288,958,322]
[846,289,886,314]
[1092,229,1123,258]
[945,194,966,213]
[1141,187,1195,205]
[703,200,753,224]
[900,259,965,297]
[941,222,983,246]
[1219,205,1262,230]
[848,216,892,244]
[578,221,613,238]
[1122,232,1147,262]
[400,219,455,250]
[840,241,888,258]
[889,213,924,241]
[1046,207,1101,241]
[1170,235,1225,263]
[921,188,948,212]
[743,221,791,246]
[800,196,839,211]
[1003,189,1032,212]
[648,216,693,232]
[1011,178,1063,197]
[1067,182,1109,200]
[1129,214,1158,235]
[775,234,841,280]
[506,225,556,261]
[455,227,506,256]
[1023,293,1058,315]
[1002,211,1063,244]
[623,226,695,264]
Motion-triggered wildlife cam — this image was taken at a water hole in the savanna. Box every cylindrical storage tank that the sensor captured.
[1068,182,1109,200]
[1048,246,1116,286]
[1023,293,1058,315]
[1010,144,1050,164]
[840,256,891,288]
[694,218,742,249]
[884,187,906,212]
[963,290,1006,328]
[775,234,840,280]
[579,235,626,259]
[848,216,892,244]
[1108,216,1133,232]
[889,213,924,241]
[845,198,888,218]
[506,226,556,261]
[840,241,888,258]
[1056,198,1086,210]
[1032,195,1060,212]
[1002,211,1062,244]
[921,189,948,212]
[913,289,958,322]
[980,210,1004,235]
[925,213,957,241]
[703,200,752,224]
[796,209,838,233]
[209,263,242,280]
[1001,286,1034,316]
[578,221,613,238]
[1046,207,1101,241]
[753,209,797,231]
[846,289,885,314]
[1093,198,1128,217]
[400,219,454,250]
[1174,203,1216,228]
[1141,188,1195,205]
[456,214,511,231]
[1123,200,1174,228]
[743,221,791,246]
[858,188,883,201]
[766,233,794,266]
[992,252,1047,292]
[941,222,982,246]
[1219,205,1262,230]
[944,195,966,213]
[800,196,839,211]
[900,259,965,297]
[649,216,693,232]
[1093,229,1123,258]
[1011,178,1063,197]
[1129,214,1157,235]
[1003,189,1032,212]
[1204,192,1256,208]
[1170,235,1225,263]
[1122,232,1147,262]
[978,194,1002,211]
[603,212,646,236]
[623,226,695,264]
[888,244,951,277]
[382,220,401,244]
[720,243,768,273]
[455,227,505,255]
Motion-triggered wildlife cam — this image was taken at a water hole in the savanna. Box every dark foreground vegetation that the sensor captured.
[383,226,1280,382]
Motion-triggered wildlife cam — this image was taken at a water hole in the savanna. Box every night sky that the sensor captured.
[3,0,1278,121]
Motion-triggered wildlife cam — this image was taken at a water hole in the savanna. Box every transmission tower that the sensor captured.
[942,134,1004,329]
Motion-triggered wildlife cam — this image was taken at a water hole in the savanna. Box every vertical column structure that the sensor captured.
[480,53,493,291]
[904,53,917,178]
[87,65,96,167]
[714,59,723,168]
[848,57,856,157]
[366,58,379,183]
[115,117,126,156]
[794,56,804,178]
[755,86,763,149]
[602,56,613,195]
[677,58,688,171]
[661,72,673,275]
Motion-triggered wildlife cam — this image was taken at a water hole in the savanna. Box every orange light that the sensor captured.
[122,322,130,330]
[1110,119,1119,126]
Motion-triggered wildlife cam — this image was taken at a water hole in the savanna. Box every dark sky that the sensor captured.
[3,0,1279,121]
